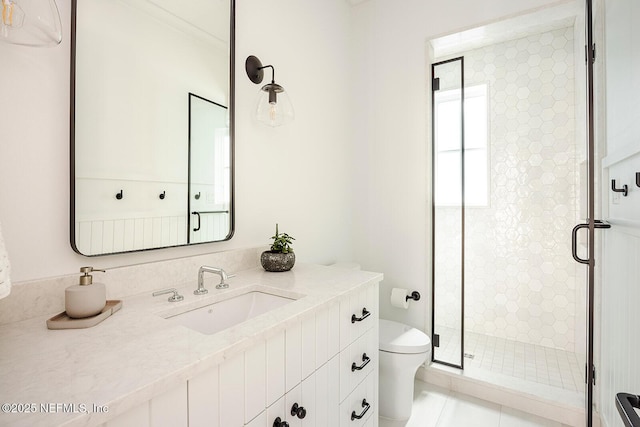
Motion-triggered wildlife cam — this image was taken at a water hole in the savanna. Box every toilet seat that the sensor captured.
[379,319,431,354]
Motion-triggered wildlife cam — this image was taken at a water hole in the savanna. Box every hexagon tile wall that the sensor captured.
[435,25,578,352]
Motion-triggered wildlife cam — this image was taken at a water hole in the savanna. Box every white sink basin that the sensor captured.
[164,291,297,335]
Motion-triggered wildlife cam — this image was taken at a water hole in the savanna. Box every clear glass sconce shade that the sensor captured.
[0,0,62,47]
[255,83,294,127]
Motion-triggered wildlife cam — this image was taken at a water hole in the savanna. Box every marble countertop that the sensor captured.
[0,263,382,427]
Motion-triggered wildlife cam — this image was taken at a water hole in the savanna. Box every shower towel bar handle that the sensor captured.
[571,220,611,265]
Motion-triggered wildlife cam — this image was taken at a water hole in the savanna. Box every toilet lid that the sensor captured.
[379,319,431,354]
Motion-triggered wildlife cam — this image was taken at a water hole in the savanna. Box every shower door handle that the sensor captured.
[571,220,611,264]
[572,223,590,264]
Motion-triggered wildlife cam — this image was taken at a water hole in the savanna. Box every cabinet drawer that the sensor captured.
[340,284,378,351]
[339,372,376,427]
[339,327,377,402]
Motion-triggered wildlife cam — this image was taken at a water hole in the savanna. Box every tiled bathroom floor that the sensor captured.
[433,326,584,392]
[406,380,573,427]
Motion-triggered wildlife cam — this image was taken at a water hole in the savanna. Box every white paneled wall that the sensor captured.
[74,178,188,255]
[600,226,640,427]
[75,215,187,255]
[74,178,230,254]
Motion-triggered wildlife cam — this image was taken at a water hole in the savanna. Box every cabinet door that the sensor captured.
[219,352,245,426]
[301,315,316,380]
[245,340,266,423]
[300,374,315,427]
[266,395,288,427]
[105,402,149,427]
[328,302,340,359]
[188,366,219,427]
[316,302,340,365]
[285,383,302,427]
[105,382,189,427]
[150,383,188,427]
[315,355,339,427]
[340,285,375,350]
[340,328,376,402]
[339,372,376,427]
[315,308,329,369]
[285,320,302,392]
[245,410,267,427]
[266,330,286,406]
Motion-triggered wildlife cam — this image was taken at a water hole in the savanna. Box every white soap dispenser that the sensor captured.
[65,267,106,319]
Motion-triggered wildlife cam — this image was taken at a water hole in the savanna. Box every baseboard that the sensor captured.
[417,364,603,427]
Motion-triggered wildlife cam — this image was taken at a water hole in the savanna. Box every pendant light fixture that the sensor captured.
[0,0,62,47]
[245,55,294,127]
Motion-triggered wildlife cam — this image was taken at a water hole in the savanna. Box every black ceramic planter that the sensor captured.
[261,251,295,272]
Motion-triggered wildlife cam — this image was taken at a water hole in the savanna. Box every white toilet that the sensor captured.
[379,319,431,427]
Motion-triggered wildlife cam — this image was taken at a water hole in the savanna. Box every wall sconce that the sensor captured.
[245,55,294,127]
[0,0,62,47]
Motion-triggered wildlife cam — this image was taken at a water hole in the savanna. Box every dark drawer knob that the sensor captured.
[273,417,289,427]
[291,402,306,419]
[351,308,371,323]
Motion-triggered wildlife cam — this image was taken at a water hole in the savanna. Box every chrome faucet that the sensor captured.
[152,288,184,302]
[194,266,232,295]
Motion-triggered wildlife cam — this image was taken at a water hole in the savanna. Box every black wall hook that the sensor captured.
[636,172,640,188]
[194,191,201,200]
[406,291,421,302]
[612,179,628,197]
[115,190,123,200]
[159,191,166,200]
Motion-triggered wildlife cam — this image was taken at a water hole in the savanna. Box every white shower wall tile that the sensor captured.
[434,26,580,352]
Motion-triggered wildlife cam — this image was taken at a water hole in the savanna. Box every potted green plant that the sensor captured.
[261,224,296,272]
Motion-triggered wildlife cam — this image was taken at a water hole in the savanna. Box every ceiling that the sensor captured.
[430,2,581,58]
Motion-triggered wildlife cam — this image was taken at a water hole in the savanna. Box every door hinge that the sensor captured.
[586,364,597,385]
[585,44,597,64]
[433,333,440,347]
[432,77,440,91]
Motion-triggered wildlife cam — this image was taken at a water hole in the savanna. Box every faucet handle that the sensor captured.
[215,273,235,289]
[152,288,184,302]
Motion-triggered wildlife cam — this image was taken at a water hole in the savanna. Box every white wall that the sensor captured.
[0,0,354,283]
[349,0,575,332]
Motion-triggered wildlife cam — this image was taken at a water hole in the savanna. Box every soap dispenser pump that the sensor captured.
[65,267,106,319]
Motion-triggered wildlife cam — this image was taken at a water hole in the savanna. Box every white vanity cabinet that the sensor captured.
[337,283,378,426]
[104,281,378,427]
[243,282,378,427]
[104,383,189,427]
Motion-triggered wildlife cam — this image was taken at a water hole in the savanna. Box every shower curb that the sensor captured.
[418,364,602,427]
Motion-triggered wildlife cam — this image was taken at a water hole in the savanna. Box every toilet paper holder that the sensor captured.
[406,291,420,302]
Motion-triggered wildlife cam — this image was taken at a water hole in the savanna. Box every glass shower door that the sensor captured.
[431,57,465,368]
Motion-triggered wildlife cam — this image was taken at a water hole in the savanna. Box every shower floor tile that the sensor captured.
[433,326,584,393]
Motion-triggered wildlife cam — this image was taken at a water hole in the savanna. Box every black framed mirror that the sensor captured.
[70,0,235,256]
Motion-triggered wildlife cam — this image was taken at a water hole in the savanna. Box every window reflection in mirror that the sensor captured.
[71,0,234,256]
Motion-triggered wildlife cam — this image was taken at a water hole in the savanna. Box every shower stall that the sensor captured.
[429,1,597,421]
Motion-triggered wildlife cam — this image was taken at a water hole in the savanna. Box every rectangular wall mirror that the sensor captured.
[70,0,235,256]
